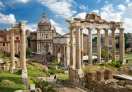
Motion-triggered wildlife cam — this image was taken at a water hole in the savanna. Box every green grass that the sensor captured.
[57,73,68,81]
[0,72,26,92]
[27,62,47,77]
[125,53,132,65]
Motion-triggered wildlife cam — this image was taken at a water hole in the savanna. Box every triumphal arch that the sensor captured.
[67,13,125,83]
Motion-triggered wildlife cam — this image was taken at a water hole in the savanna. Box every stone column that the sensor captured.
[80,29,83,66]
[111,28,116,61]
[76,28,81,69]
[20,22,28,87]
[66,42,70,67]
[88,28,92,64]
[10,29,15,73]
[119,28,125,64]
[70,27,76,69]
[97,28,101,63]
[104,29,109,62]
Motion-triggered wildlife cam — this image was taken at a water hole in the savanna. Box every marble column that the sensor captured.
[104,29,109,62]
[111,28,116,61]
[97,28,101,63]
[88,28,92,64]
[70,27,76,69]
[66,44,70,67]
[76,28,81,69]
[20,22,28,85]
[10,29,15,72]
[119,28,125,63]
[80,29,84,67]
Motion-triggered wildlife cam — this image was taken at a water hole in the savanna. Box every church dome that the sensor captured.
[38,14,51,26]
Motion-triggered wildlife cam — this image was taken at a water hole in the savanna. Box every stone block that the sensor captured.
[104,69,113,80]
[96,71,104,81]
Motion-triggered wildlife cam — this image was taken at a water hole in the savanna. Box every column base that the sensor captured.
[21,69,28,88]
[69,67,84,86]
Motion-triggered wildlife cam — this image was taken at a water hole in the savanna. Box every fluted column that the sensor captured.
[20,22,28,81]
[111,28,116,61]
[76,28,81,69]
[97,28,101,63]
[104,29,109,62]
[88,28,92,64]
[10,29,15,72]
[119,28,125,63]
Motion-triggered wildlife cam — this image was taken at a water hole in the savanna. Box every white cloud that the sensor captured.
[38,0,76,18]
[26,23,37,31]
[79,5,87,11]
[0,13,16,24]
[16,0,30,3]
[74,12,86,19]
[100,4,122,22]
[118,4,126,11]
[50,19,65,34]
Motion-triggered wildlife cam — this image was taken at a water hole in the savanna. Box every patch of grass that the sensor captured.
[57,73,68,81]
[0,72,26,92]
[27,62,47,77]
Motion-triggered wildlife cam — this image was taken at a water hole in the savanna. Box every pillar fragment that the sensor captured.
[111,28,116,61]
[104,29,109,62]
[97,28,101,63]
[119,28,125,64]
[88,28,92,64]
[10,29,15,73]
[20,22,28,87]
[76,28,81,69]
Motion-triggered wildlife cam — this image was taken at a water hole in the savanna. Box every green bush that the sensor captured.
[109,60,121,68]
[0,80,15,87]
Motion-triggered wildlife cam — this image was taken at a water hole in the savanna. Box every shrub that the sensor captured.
[0,80,15,87]
[109,60,121,68]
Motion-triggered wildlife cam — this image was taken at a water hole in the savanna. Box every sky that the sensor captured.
[0,0,132,34]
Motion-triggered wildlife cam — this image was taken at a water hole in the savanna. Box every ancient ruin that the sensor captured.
[67,13,125,82]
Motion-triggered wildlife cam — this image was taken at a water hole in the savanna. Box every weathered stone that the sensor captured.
[104,69,113,80]
[96,71,104,81]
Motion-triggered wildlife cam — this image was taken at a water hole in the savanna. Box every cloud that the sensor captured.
[79,5,88,11]
[26,23,37,31]
[118,4,126,11]
[0,13,16,24]
[74,12,86,19]
[38,0,76,18]
[16,0,30,3]
[50,19,65,34]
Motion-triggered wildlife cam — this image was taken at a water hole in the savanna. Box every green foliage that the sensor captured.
[34,80,56,92]
[101,49,110,58]
[0,72,26,92]
[27,62,47,77]
[109,60,122,68]
[0,80,15,87]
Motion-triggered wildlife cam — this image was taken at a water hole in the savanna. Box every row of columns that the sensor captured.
[70,27,125,70]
